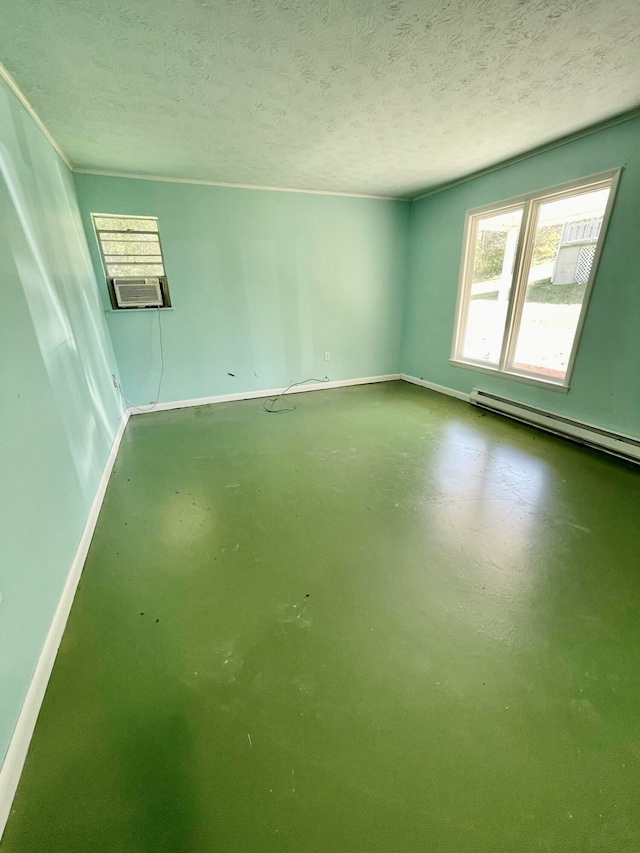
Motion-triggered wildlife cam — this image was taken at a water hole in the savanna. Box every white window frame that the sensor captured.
[450,169,621,391]
[91,213,172,309]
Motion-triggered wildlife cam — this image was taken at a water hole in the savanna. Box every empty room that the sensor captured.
[1,1,640,850]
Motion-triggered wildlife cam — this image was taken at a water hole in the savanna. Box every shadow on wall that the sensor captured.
[0,130,121,499]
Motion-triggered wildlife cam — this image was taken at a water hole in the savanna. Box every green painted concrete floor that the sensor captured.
[3,381,640,852]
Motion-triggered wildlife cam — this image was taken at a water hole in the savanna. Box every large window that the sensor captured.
[451,171,619,388]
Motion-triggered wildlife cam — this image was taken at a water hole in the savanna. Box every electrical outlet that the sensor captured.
[324,351,330,361]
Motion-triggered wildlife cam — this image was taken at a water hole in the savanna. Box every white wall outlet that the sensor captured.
[324,351,330,361]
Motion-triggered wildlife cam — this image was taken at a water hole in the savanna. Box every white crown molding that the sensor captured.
[411,107,640,202]
[4,51,637,205]
[0,59,406,200]
[0,60,72,170]
[72,168,410,201]
[0,409,129,841]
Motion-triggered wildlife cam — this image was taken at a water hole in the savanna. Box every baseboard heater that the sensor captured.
[470,389,640,465]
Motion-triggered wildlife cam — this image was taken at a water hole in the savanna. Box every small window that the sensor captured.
[92,214,171,309]
[451,171,619,388]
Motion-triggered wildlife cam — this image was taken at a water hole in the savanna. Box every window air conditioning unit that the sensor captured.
[113,277,164,309]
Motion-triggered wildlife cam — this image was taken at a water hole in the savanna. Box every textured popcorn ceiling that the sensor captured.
[2,0,640,197]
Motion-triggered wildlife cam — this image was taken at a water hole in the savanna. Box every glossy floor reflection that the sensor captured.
[3,381,640,852]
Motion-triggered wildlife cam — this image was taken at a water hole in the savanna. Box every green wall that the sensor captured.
[0,77,123,763]
[74,174,410,407]
[402,116,640,437]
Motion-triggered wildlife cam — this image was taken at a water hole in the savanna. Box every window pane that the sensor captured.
[100,239,161,255]
[107,264,165,277]
[94,216,157,232]
[460,207,523,364]
[104,255,163,265]
[511,187,610,381]
[98,231,158,242]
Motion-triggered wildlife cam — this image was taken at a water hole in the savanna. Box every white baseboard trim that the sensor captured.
[128,374,401,415]
[0,409,130,841]
[400,373,470,402]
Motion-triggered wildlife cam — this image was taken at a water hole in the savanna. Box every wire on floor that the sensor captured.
[263,376,330,413]
[116,308,165,413]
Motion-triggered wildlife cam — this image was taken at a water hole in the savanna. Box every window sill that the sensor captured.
[449,359,570,393]
[105,307,175,313]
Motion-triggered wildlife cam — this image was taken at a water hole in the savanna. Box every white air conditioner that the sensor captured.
[113,277,163,308]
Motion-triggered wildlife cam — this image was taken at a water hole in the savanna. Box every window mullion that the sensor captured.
[498,199,534,371]
[454,214,479,361]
